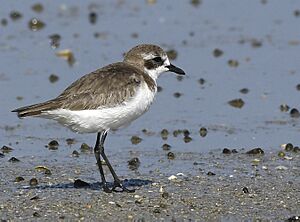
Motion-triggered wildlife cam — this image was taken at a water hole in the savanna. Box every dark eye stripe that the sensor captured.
[152,57,162,63]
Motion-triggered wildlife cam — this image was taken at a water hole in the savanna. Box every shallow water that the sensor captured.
[0,1,300,220]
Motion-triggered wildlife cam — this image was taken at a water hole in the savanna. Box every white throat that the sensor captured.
[144,58,170,81]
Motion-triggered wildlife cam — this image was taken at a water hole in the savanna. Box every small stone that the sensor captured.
[47,140,59,150]
[131,136,142,145]
[15,176,25,182]
[228,59,239,67]
[246,148,264,155]
[74,179,90,188]
[166,49,178,60]
[10,11,22,21]
[168,175,177,180]
[32,3,44,13]
[198,78,206,85]
[162,192,169,199]
[190,0,202,7]
[9,157,20,162]
[183,135,192,143]
[28,18,45,31]
[296,84,300,91]
[160,129,169,140]
[199,127,207,137]
[207,171,215,176]
[0,152,4,158]
[228,98,245,108]
[49,34,61,49]
[131,33,138,38]
[213,48,223,57]
[173,92,182,98]
[239,88,249,94]
[293,146,300,152]
[33,212,41,217]
[80,143,90,151]
[157,86,163,92]
[294,10,300,17]
[222,148,231,154]
[242,187,249,193]
[1,18,8,26]
[290,108,300,118]
[167,152,175,160]
[29,178,38,186]
[162,143,171,151]
[1,145,14,153]
[280,104,290,112]
[284,143,294,151]
[251,39,262,48]
[30,196,40,200]
[153,208,160,214]
[128,157,140,170]
[183,129,190,137]
[173,129,182,137]
[49,74,59,83]
[89,12,97,24]
[66,138,76,145]
[278,151,285,158]
[275,166,288,170]
[232,149,238,153]
[72,150,80,157]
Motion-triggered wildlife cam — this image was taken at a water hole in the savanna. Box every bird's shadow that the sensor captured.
[21,178,153,191]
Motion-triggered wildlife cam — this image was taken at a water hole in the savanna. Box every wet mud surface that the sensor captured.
[1,0,300,221]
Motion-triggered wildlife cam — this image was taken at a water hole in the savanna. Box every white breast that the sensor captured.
[42,82,157,133]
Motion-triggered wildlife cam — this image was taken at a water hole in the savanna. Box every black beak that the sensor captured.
[166,64,185,75]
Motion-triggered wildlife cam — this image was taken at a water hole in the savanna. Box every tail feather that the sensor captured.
[12,100,59,118]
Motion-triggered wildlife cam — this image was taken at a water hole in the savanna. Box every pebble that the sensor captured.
[162,143,171,151]
[15,176,25,182]
[246,148,264,155]
[167,152,175,160]
[32,3,44,13]
[160,129,169,140]
[29,178,38,186]
[162,192,169,199]
[290,108,300,118]
[130,136,142,145]
[128,157,140,170]
[222,148,231,154]
[183,135,192,143]
[49,74,59,83]
[199,127,207,137]
[283,143,294,151]
[1,145,14,153]
[74,179,90,188]
[198,78,206,85]
[166,49,178,60]
[280,104,290,112]
[80,143,92,152]
[213,48,223,57]
[242,187,249,194]
[228,98,245,108]
[168,175,177,180]
[9,157,20,162]
[239,88,249,94]
[228,59,239,67]
[10,11,22,21]
[47,140,59,150]
[0,152,4,158]
[49,34,61,49]
[275,166,288,170]
[207,171,215,176]
[28,18,45,31]
[66,138,76,145]
[89,12,97,24]
[72,150,80,157]
[278,151,285,158]
[286,216,300,222]
[173,92,182,98]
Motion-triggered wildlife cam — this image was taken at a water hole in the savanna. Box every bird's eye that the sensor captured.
[152,57,162,63]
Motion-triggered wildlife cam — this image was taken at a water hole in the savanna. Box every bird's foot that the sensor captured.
[111,181,135,193]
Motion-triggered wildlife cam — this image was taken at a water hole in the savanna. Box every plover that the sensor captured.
[12,44,185,193]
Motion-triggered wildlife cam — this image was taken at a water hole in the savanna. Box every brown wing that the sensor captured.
[12,62,155,117]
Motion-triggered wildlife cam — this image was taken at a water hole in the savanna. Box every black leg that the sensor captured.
[94,132,111,193]
[97,130,135,193]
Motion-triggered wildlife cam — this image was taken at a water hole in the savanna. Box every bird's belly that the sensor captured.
[43,83,156,133]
